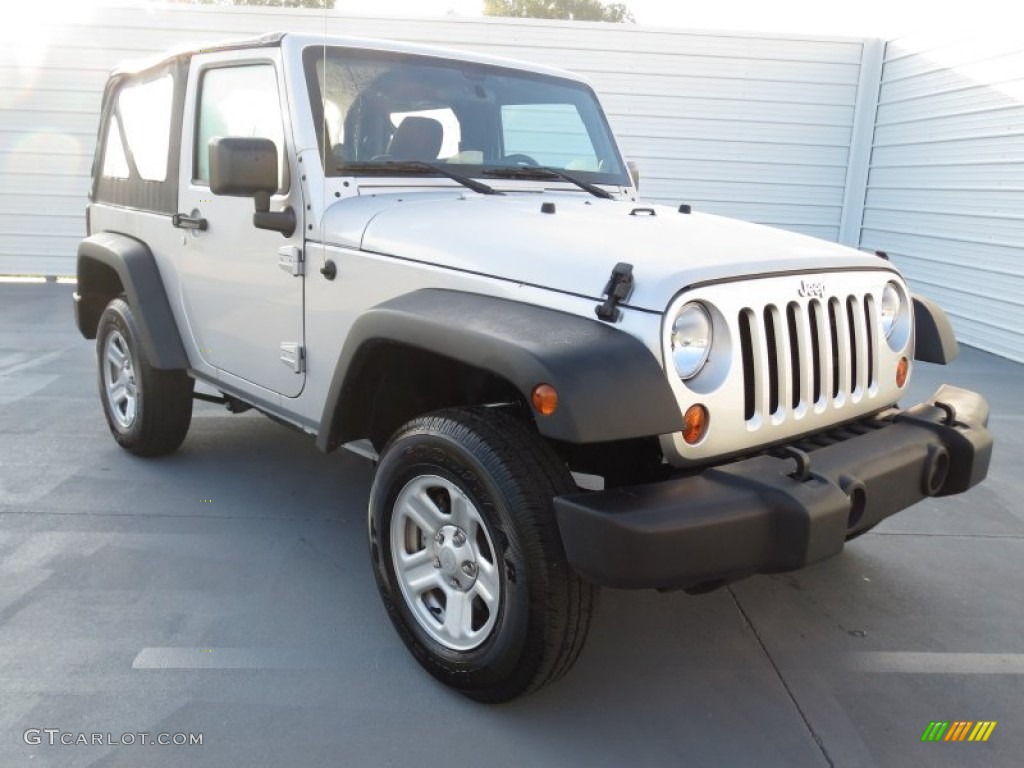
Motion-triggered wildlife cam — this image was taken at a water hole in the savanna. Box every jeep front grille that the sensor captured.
[737,294,878,427]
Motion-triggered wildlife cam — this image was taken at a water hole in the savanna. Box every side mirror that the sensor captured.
[209,137,295,237]
[627,160,640,192]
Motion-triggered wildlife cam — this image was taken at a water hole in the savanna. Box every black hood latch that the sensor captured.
[595,262,634,323]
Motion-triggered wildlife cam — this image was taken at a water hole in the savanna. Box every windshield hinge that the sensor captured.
[278,245,303,277]
[595,262,634,322]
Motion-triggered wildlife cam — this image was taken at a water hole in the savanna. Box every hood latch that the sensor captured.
[595,262,634,323]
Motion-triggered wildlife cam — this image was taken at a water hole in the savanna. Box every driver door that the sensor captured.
[176,53,305,398]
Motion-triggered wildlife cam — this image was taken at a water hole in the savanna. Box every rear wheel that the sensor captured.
[96,298,193,456]
[369,407,596,702]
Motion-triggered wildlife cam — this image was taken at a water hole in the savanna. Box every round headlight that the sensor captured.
[880,282,903,339]
[671,302,712,380]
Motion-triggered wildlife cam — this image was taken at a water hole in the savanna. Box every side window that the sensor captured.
[93,67,180,213]
[195,64,287,190]
[501,103,600,170]
[101,75,173,182]
[101,121,129,179]
[119,76,174,181]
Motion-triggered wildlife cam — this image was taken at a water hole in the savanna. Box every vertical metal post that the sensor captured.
[838,38,886,247]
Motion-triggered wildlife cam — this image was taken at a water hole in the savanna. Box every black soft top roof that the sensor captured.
[111,32,285,78]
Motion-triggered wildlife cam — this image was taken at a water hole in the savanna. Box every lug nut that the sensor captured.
[452,531,466,547]
[434,532,444,545]
[449,577,461,589]
[433,558,441,569]
[461,562,477,577]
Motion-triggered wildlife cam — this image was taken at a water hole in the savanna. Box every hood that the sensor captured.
[321,192,889,312]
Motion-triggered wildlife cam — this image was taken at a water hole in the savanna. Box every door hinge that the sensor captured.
[278,245,303,277]
[279,343,305,373]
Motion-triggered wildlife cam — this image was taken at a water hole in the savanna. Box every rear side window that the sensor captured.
[100,75,173,183]
[101,121,129,179]
[93,63,184,213]
[117,76,174,181]
[195,64,288,191]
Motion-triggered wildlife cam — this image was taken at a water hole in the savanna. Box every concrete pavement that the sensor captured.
[1,283,1021,767]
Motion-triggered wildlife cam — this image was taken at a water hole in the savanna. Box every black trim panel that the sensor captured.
[75,232,189,370]
[913,294,959,364]
[316,289,682,451]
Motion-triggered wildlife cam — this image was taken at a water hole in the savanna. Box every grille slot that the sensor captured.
[809,300,822,404]
[786,302,801,410]
[739,310,756,421]
[739,291,878,427]
[864,294,876,390]
[847,297,859,393]
[764,307,779,416]
[828,298,841,399]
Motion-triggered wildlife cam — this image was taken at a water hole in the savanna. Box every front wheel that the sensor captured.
[368,407,596,702]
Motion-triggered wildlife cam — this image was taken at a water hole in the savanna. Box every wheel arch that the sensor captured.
[334,340,525,450]
[913,293,959,364]
[316,289,682,452]
[75,232,189,370]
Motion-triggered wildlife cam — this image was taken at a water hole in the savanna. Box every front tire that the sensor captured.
[96,297,193,457]
[369,407,596,702]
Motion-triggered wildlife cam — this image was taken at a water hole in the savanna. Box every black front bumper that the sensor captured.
[554,385,993,590]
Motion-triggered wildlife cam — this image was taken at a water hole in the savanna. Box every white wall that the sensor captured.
[860,35,1024,362]
[0,3,868,276]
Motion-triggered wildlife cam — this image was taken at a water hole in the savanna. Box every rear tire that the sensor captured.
[96,297,193,457]
[368,407,596,702]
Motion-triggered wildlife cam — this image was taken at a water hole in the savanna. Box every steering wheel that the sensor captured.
[502,153,539,167]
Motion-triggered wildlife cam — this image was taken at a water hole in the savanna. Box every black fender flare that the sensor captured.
[316,289,682,450]
[913,294,959,364]
[75,232,189,370]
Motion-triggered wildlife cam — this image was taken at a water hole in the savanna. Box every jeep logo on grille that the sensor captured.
[798,279,826,298]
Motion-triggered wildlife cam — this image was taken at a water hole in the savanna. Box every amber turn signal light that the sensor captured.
[683,404,709,445]
[531,384,559,416]
[896,357,909,388]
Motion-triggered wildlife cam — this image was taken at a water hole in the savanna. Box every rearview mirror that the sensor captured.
[209,137,295,237]
[209,137,277,199]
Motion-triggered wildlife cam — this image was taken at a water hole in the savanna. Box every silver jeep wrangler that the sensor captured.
[75,32,993,702]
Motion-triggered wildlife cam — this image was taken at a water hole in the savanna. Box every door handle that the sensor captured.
[172,213,208,231]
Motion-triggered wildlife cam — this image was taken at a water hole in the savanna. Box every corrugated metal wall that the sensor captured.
[0,3,866,276]
[861,36,1024,362]
[9,7,1021,361]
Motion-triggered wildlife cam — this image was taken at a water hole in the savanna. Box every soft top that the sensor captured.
[111,32,284,77]
[110,31,587,86]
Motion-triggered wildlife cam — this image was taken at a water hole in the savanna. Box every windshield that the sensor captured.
[303,46,629,187]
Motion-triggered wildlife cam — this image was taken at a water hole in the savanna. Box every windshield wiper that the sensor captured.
[481,165,615,200]
[337,160,503,196]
